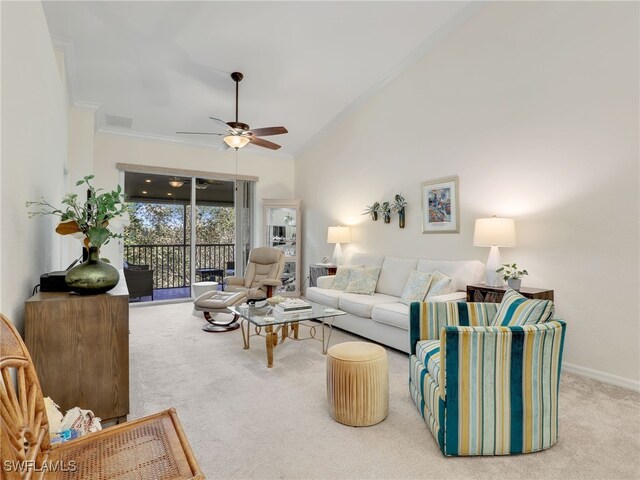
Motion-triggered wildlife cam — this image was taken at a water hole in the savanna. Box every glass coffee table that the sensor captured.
[228,299,346,368]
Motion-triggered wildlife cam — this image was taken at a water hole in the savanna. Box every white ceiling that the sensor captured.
[43,1,473,157]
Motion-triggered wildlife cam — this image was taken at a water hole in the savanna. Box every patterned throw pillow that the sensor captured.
[331,266,362,290]
[344,267,381,295]
[426,270,455,298]
[400,271,432,306]
[491,288,555,326]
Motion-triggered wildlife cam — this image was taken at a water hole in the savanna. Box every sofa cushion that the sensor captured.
[305,287,342,309]
[376,257,418,297]
[338,292,398,318]
[400,271,432,305]
[416,340,442,389]
[491,288,555,326]
[345,267,381,295]
[332,265,363,290]
[417,259,484,291]
[371,302,410,330]
[426,270,456,298]
[348,252,385,269]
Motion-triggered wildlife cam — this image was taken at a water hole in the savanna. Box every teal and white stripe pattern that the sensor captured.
[491,288,554,326]
[408,301,566,456]
[409,301,498,351]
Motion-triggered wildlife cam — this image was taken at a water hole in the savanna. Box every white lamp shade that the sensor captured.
[223,135,250,149]
[473,217,516,247]
[327,226,351,244]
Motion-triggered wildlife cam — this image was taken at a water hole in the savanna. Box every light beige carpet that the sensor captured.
[129,302,640,480]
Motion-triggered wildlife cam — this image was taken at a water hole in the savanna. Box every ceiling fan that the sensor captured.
[177,72,288,151]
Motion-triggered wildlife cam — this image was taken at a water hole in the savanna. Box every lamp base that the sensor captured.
[484,246,504,287]
[332,243,343,266]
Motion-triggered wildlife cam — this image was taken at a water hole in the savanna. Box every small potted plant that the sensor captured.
[391,194,407,228]
[381,201,391,223]
[363,202,381,221]
[496,263,529,290]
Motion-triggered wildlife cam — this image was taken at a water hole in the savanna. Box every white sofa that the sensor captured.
[305,253,484,353]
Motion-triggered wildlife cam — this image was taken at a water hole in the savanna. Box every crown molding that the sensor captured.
[73,101,100,113]
[96,127,294,160]
[294,1,484,157]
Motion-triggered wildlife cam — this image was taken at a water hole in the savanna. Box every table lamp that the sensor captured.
[473,216,516,287]
[327,226,351,265]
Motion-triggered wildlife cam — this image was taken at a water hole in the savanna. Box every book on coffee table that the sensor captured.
[273,299,312,314]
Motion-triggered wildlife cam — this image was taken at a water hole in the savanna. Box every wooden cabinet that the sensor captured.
[466,284,554,303]
[263,199,301,296]
[24,277,129,423]
[309,264,337,287]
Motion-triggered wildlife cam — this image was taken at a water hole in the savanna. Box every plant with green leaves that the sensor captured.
[363,202,381,220]
[381,201,391,223]
[496,263,529,281]
[391,194,407,213]
[26,175,129,249]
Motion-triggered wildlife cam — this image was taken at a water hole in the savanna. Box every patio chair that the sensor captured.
[223,247,285,299]
[0,314,204,479]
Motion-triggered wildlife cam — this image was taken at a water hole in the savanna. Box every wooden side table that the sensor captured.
[466,284,554,303]
[309,264,337,287]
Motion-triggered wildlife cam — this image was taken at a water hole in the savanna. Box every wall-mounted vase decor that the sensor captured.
[363,202,380,221]
[392,194,407,229]
[382,202,391,223]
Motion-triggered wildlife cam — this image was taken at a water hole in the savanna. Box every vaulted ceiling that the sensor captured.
[43,1,473,157]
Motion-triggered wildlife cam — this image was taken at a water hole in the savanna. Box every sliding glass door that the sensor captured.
[123,171,249,302]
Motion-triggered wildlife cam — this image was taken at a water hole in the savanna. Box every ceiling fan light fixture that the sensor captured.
[223,135,250,149]
[168,179,184,188]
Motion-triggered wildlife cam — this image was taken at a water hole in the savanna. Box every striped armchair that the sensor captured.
[409,302,566,456]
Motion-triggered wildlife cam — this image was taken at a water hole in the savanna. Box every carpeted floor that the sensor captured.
[129,302,640,480]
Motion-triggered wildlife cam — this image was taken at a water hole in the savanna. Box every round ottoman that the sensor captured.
[326,341,388,426]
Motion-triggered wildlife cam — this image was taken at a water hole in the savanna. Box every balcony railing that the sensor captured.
[124,243,234,289]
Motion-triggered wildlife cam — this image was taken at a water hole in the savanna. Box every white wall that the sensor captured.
[296,2,639,386]
[0,1,68,330]
[92,134,295,263]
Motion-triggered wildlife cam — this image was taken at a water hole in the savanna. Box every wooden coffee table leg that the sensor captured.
[241,319,250,349]
[292,322,299,339]
[266,326,275,368]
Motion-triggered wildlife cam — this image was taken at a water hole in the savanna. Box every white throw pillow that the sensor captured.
[345,267,381,295]
[400,271,432,306]
[332,265,363,290]
[426,270,456,298]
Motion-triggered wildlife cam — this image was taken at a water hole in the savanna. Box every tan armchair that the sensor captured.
[224,247,285,299]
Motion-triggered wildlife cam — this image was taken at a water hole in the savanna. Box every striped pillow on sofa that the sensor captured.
[491,288,554,326]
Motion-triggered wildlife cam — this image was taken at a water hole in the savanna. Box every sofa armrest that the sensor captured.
[426,291,467,302]
[440,320,566,456]
[409,301,499,354]
[316,275,335,289]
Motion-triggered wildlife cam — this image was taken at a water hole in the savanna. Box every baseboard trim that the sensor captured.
[563,362,640,392]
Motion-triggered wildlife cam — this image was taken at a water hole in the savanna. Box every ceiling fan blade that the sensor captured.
[176,131,224,135]
[209,117,237,134]
[218,141,230,151]
[248,126,288,137]
[249,136,281,150]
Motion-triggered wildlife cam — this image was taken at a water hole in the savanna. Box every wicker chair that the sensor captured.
[0,314,204,479]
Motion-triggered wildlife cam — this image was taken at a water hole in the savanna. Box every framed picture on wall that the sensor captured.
[421,176,459,233]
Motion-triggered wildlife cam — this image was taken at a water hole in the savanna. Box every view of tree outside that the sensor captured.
[123,202,235,289]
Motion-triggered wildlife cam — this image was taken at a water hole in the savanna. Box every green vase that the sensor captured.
[65,246,119,295]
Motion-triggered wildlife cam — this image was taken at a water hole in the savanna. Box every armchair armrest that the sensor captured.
[224,276,245,286]
[259,279,283,287]
[409,301,498,354]
[316,275,335,289]
[440,320,566,456]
